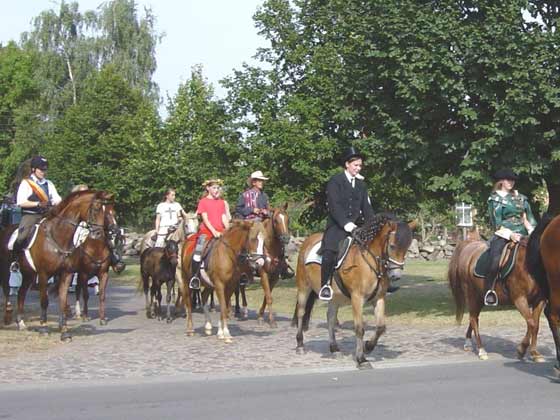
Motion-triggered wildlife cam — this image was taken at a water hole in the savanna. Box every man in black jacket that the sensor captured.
[319,147,375,300]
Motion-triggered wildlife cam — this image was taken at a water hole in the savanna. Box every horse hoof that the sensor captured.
[38,327,49,336]
[257,317,264,325]
[17,321,27,331]
[269,321,278,329]
[186,331,195,337]
[82,316,91,322]
[357,361,373,370]
[478,350,488,361]
[296,347,305,355]
[166,318,172,324]
[224,337,233,344]
[205,329,212,336]
[330,344,340,353]
[532,354,546,363]
[61,332,72,343]
[99,318,108,326]
[364,342,376,354]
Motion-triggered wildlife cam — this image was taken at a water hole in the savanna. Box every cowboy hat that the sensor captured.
[249,170,269,181]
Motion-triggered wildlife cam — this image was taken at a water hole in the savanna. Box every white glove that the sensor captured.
[344,222,357,233]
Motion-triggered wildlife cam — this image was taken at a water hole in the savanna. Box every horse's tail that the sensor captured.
[448,240,469,324]
[291,290,317,331]
[526,213,554,298]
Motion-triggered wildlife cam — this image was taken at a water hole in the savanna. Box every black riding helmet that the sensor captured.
[30,156,48,171]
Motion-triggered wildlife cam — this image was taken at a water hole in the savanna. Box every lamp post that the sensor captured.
[455,202,473,240]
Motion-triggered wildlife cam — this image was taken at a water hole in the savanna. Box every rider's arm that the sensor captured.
[48,181,62,205]
[222,201,231,230]
[16,181,40,209]
[326,176,351,229]
[235,193,253,218]
[154,213,161,232]
[523,197,537,233]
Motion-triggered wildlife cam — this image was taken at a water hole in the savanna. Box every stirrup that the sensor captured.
[484,290,498,306]
[318,284,333,301]
[10,261,20,272]
[239,274,249,287]
[189,276,201,290]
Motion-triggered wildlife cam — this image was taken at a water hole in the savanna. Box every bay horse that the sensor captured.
[71,203,125,323]
[179,221,262,342]
[448,238,546,362]
[526,213,560,375]
[140,238,179,322]
[234,205,291,326]
[0,190,113,341]
[294,214,413,368]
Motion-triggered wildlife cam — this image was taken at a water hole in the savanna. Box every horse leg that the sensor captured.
[327,302,340,353]
[15,284,29,331]
[3,283,14,325]
[234,284,241,317]
[143,273,151,319]
[97,271,109,325]
[528,299,546,363]
[58,272,73,342]
[544,304,560,373]
[165,279,174,323]
[38,274,49,335]
[81,275,90,322]
[202,287,213,335]
[74,275,82,319]
[512,295,537,361]
[351,294,370,368]
[179,276,194,336]
[365,298,387,354]
[469,299,487,360]
[259,272,276,327]
[215,286,232,343]
[464,324,474,352]
[296,285,313,355]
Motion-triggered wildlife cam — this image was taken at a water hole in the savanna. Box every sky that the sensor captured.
[0,0,268,117]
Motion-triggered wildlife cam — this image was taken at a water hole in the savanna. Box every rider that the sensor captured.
[235,171,293,283]
[154,188,188,248]
[318,146,375,301]
[11,156,62,271]
[189,179,231,289]
[484,168,537,306]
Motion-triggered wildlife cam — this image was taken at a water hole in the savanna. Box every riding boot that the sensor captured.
[484,236,507,306]
[189,260,201,290]
[319,250,336,301]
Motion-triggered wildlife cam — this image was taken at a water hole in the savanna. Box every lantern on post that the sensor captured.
[455,202,473,240]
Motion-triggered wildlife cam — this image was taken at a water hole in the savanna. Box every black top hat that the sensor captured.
[341,146,365,166]
[492,168,518,181]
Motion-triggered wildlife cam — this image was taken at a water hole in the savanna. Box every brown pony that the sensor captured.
[0,190,113,341]
[71,202,125,323]
[234,205,291,326]
[294,214,412,368]
[448,238,547,362]
[526,213,560,375]
[179,221,262,342]
[140,238,179,322]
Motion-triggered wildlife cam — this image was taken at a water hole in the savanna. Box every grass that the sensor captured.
[114,257,533,328]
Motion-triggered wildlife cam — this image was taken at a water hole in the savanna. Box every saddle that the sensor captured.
[304,236,353,269]
[474,240,522,280]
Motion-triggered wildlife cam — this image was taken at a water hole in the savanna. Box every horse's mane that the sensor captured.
[526,212,554,298]
[353,213,393,244]
[46,190,97,220]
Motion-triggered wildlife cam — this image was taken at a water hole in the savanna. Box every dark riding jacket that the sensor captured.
[321,172,374,252]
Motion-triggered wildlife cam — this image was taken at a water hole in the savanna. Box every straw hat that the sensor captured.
[202,178,224,188]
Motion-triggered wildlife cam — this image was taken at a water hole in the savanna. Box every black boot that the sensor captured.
[319,250,336,301]
[484,237,506,306]
[189,260,201,290]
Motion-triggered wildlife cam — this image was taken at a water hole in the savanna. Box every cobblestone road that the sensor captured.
[0,285,556,385]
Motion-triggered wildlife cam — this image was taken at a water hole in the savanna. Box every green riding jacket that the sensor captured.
[487,191,537,236]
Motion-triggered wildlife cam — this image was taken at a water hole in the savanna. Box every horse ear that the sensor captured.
[283,202,289,210]
[101,192,115,202]
[408,220,418,231]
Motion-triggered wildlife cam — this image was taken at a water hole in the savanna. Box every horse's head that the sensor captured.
[270,204,291,245]
[49,190,108,237]
[100,194,127,273]
[384,220,416,282]
[163,239,179,267]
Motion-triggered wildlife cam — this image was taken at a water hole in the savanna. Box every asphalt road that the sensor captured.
[0,359,558,420]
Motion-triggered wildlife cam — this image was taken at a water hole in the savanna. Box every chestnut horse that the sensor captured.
[179,221,262,342]
[294,214,413,368]
[72,204,125,323]
[526,213,560,375]
[0,190,113,341]
[140,238,179,322]
[448,238,547,362]
[234,205,291,326]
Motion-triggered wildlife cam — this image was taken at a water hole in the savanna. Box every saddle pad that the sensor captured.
[304,241,322,265]
[8,221,42,251]
[474,243,519,280]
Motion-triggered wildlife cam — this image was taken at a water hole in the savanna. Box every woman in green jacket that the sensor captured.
[484,168,537,305]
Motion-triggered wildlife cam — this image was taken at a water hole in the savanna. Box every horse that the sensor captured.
[448,237,547,362]
[71,203,125,323]
[179,221,262,342]
[294,214,414,368]
[140,238,179,322]
[234,205,291,326]
[526,213,560,375]
[0,190,114,341]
